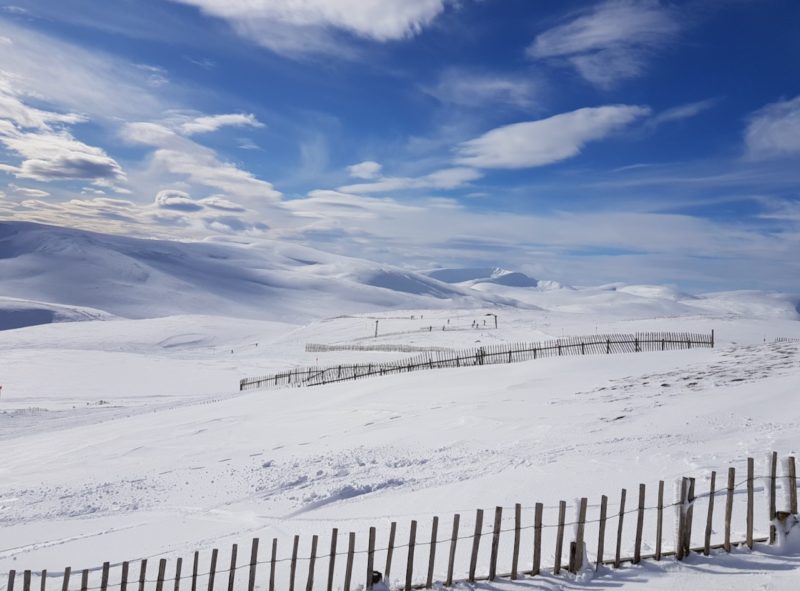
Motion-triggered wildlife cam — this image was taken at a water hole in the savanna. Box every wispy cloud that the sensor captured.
[121,122,281,202]
[527,0,681,88]
[347,161,383,180]
[0,75,127,189]
[455,105,649,169]
[422,68,541,109]
[180,113,264,135]
[170,0,452,57]
[745,95,800,160]
[338,166,481,193]
[647,98,719,128]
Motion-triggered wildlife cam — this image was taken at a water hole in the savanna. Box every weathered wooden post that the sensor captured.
[747,458,755,549]
[468,509,483,583]
[426,517,439,589]
[596,495,608,571]
[532,502,543,575]
[489,507,502,581]
[704,471,717,555]
[385,523,397,584]
[445,514,460,587]
[634,484,645,564]
[614,489,626,568]
[326,529,338,591]
[554,500,566,574]
[405,520,417,591]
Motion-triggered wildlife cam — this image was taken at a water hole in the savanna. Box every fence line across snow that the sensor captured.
[6,452,797,591]
[242,331,715,392]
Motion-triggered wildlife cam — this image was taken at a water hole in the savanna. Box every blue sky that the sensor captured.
[0,0,799,291]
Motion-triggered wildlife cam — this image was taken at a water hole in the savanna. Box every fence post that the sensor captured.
[366,528,376,590]
[208,550,218,591]
[41,571,47,591]
[445,514,460,587]
[634,484,645,564]
[511,503,521,580]
[139,560,148,591]
[326,529,338,591]
[684,478,696,555]
[677,478,688,561]
[770,451,778,543]
[101,563,110,591]
[81,571,88,591]
[704,471,717,555]
[532,503,543,575]
[344,533,355,591]
[405,520,417,591]
[156,559,167,591]
[248,539,259,591]
[191,553,199,591]
[656,480,664,560]
[174,558,183,591]
[268,540,277,591]
[573,497,588,573]
[747,458,754,549]
[7,571,15,591]
[385,522,396,584]
[227,545,237,591]
[289,535,300,591]
[468,509,483,583]
[62,569,70,591]
[614,489,626,568]
[789,456,798,514]
[24,572,31,591]
[724,467,735,552]
[99,563,109,591]
[489,507,502,581]
[596,495,608,571]
[120,562,128,591]
[306,535,318,591]
[426,517,439,589]
[554,500,566,574]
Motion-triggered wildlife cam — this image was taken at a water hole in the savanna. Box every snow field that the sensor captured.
[1,308,799,590]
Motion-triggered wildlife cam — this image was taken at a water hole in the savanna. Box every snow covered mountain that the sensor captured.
[1,222,798,331]
[0,222,524,328]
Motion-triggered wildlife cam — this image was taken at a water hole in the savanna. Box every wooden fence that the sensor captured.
[305,344,456,354]
[775,337,800,343]
[242,331,714,392]
[6,452,796,591]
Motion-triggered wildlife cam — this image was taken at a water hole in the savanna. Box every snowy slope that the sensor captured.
[1,306,800,590]
[0,222,518,324]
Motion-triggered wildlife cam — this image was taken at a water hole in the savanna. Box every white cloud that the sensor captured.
[745,95,800,160]
[170,0,449,56]
[7,183,50,198]
[527,0,680,87]
[455,105,650,169]
[0,19,168,120]
[0,80,127,187]
[180,113,264,135]
[647,98,718,128]
[1,129,126,184]
[155,189,204,212]
[338,166,481,193]
[347,161,383,179]
[422,68,540,109]
[122,122,281,202]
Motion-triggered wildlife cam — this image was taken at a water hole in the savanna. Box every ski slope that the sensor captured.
[1,223,799,590]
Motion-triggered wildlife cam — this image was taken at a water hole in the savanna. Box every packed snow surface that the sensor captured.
[1,222,799,590]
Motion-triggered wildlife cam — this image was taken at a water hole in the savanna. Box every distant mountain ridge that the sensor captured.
[426,267,540,287]
[0,222,522,328]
